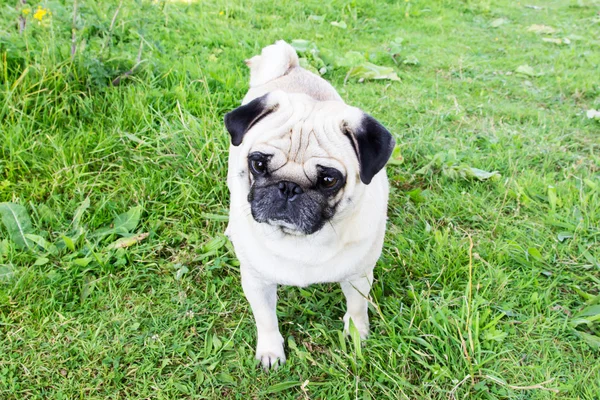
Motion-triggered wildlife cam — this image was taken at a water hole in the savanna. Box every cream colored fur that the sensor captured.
[226,41,389,369]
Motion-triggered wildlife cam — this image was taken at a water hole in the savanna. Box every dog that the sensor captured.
[224,40,395,369]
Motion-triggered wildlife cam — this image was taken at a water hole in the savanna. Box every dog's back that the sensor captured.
[242,41,343,104]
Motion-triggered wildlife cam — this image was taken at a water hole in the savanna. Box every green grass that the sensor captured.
[1,0,599,398]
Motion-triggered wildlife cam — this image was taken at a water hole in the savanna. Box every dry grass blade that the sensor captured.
[70,0,78,59]
[111,38,144,86]
[17,0,27,34]
[485,375,559,393]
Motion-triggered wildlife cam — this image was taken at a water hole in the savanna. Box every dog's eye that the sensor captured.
[250,159,267,175]
[319,175,338,189]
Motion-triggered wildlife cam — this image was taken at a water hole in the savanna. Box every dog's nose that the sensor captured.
[277,181,303,201]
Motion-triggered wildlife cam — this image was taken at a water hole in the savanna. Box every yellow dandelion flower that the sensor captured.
[33,7,50,21]
[22,7,31,15]
[219,11,224,15]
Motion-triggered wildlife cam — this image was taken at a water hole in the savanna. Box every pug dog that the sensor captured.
[224,40,395,369]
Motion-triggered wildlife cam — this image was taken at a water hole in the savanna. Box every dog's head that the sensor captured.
[225,91,394,235]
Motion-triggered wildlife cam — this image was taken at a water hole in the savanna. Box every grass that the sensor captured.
[1,0,599,398]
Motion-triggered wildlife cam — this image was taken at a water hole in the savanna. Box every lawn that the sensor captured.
[1,0,599,398]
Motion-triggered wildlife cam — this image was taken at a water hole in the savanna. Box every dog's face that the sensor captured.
[245,144,348,235]
[225,91,394,235]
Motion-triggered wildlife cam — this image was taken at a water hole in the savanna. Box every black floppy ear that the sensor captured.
[344,114,395,185]
[224,94,277,146]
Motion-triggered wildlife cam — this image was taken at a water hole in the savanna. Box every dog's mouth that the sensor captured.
[268,219,306,236]
[248,183,333,236]
[251,208,328,236]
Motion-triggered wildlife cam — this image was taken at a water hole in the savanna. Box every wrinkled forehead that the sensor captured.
[245,97,355,176]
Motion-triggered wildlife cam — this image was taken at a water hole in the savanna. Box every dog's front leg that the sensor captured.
[241,268,285,369]
[341,271,373,339]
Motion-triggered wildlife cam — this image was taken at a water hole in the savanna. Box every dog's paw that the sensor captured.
[343,313,369,339]
[256,332,286,370]
[256,350,286,370]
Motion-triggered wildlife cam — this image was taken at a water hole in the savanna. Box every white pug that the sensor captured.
[224,40,394,369]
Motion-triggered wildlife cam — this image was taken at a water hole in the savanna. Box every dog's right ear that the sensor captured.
[342,112,395,185]
[224,93,278,146]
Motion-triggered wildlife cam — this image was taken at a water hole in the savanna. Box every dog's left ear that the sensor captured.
[224,93,278,146]
[343,114,395,185]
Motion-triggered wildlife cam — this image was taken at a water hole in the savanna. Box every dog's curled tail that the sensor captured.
[245,40,299,87]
